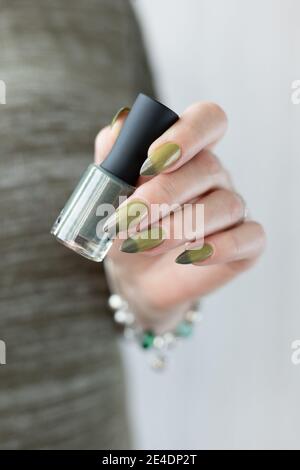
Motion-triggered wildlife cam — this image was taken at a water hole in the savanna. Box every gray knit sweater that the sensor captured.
[0,0,153,449]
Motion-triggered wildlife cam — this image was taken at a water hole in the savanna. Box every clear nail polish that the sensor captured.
[51,93,178,262]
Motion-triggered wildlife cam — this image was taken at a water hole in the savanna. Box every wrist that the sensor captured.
[104,257,193,332]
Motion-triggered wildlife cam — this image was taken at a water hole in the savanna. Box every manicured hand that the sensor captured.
[95,102,266,312]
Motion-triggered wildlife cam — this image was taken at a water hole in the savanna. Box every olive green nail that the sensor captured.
[121,227,165,253]
[110,106,130,127]
[103,199,148,235]
[175,243,214,265]
[140,142,181,176]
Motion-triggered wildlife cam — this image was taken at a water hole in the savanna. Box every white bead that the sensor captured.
[108,294,123,310]
[153,336,165,349]
[164,332,177,348]
[114,309,129,324]
[151,354,166,370]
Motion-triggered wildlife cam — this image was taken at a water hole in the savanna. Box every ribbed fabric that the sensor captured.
[0,0,153,449]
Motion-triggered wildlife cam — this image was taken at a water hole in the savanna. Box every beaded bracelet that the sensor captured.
[108,294,202,370]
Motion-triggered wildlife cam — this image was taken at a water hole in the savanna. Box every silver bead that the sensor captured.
[153,336,165,350]
[108,294,124,310]
[151,354,166,370]
[114,309,130,325]
[163,332,177,348]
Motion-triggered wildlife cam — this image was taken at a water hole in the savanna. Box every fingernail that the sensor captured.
[103,200,148,235]
[121,227,165,253]
[110,106,130,135]
[175,243,214,265]
[140,143,181,176]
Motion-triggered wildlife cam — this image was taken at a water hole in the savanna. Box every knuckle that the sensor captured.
[230,228,242,258]
[202,101,228,127]
[229,192,245,222]
[250,221,267,252]
[219,189,245,223]
[186,150,232,194]
[200,150,223,177]
[185,101,203,115]
[197,150,233,189]
[150,174,178,205]
[156,175,177,203]
[186,101,228,125]
[227,222,266,275]
[183,101,228,144]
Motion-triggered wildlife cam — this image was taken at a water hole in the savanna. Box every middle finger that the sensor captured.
[120,188,245,255]
[104,149,231,235]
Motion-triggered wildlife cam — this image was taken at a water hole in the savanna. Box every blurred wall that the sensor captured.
[122,0,300,449]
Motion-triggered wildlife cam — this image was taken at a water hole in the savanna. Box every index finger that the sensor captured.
[140,101,228,176]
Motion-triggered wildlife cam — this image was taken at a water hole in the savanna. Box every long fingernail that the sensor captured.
[175,243,214,265]
[110,107,130,137]
[110,106,130,127]
[103,200,148,235]
[121,227,165,253]
[140,142,181,176]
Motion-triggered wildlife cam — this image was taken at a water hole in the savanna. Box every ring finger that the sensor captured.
[120,188,246,255]
[104,149,232,235]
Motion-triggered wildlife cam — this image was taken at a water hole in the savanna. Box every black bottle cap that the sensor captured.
[101,93,179,186]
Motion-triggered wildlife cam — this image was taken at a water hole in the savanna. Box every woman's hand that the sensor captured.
[95,102,266,323]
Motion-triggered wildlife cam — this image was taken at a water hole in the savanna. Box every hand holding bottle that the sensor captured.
[95,100,266,316]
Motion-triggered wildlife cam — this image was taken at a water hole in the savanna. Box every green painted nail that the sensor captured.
[175,243,214,265]
[140,142,181,176]
[110,106,130,127]
[103,200,148,235]
[121,227,165,253]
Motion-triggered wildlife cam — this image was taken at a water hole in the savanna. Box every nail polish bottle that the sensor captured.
[51,93,178,262]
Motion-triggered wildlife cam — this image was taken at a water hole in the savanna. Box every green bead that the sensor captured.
[141,331,155,349]
[176,321,193,338]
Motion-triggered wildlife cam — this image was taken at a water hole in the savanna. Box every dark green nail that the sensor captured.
[175,243,214,265]
[140,142,181,176]
[110,106,130,127]
[121,227,165,253]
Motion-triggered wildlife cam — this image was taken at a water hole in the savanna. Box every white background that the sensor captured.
[121,0,300,450]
